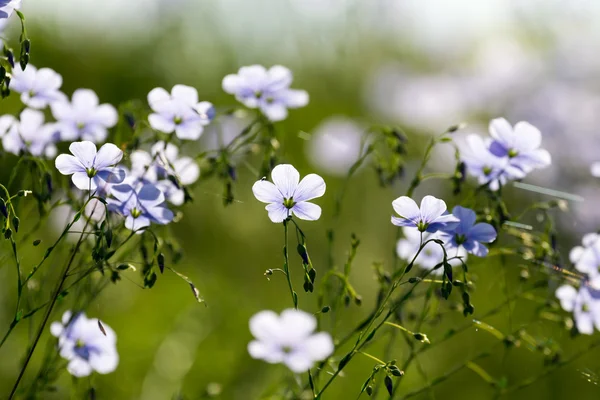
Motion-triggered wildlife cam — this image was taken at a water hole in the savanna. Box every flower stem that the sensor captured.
[283,219,297,309]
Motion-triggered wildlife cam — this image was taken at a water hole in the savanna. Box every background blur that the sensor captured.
[2,0,600,398]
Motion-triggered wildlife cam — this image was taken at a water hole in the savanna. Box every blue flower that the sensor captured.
[108,183,174,232]
[439,206,497,257]
[391,195,459,233]
[0,0,20,19]
[50,311,119,377]
[222,65,308,122]
[55,141,126,191]
[147,85,214,141]
[488,118,551,174]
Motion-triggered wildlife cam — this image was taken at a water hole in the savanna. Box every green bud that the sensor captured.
[321,306,330,313]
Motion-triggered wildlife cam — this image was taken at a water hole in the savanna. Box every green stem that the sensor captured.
[283,219,297,309]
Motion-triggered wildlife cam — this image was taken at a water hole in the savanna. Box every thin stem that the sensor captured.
[283,219,297,309]
[358,351,386,365]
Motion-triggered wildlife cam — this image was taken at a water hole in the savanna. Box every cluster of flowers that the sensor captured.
[461,118,551,190]
[556,233,600,334]
[394,198,497,274]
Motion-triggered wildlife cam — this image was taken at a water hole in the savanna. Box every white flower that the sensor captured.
[9,64,66,109]
[248,309,333,373]
[1,109,58,158]
[129,141,200,205]
[252,164,326,223]
[50,311,119,377]
[307,117,365,176]
[222,65,308,122]
[570,233,600,289]
[396,227,467,275]
[556,285,600,335]
[148,85,214,140]
[55,141,126,191]
[0,0,21,19]
[591,162,600,178]
[51,89,118,143]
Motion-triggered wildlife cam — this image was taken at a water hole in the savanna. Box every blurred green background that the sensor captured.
[2,1,600,399]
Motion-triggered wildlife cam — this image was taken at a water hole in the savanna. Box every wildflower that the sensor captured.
[396,227,467,275]
[591,162,600,178]
[55,141,126,191]
[307,117,365,176]
[252,164,326,223]
[129,141,199,205]
[570,234,600,289]
[222,65,308,121]
[50,311,119,377]
[438,206,497,257]
[248,309,334,373]
[0,0,21,19]
[107,183,174,232]
[488,118,551,173]
[148,85,214,140]
[460,134,524,190]
[9,64,66,109]
[51,89,118,142]
[555,285,600,335]
[2,109,59,158]
[391,195,459,233]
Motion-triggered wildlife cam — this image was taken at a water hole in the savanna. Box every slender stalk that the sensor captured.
[283,219,297,309]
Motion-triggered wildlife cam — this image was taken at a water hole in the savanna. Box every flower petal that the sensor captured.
[292,202,321,221]
[249,310,281,341]
[392,196,420,222]
[69,141,97,168]
[265,203,289,223]
[304,332,334,361]
[555,285,577,312]
[253,180,283,204]
[172,84,198,106]
[271,164,300,199]
[149,113,176,133]
[294,174,326,203]
[55,154,84,175]
[513,121,542,151]
[72,172,95,191]
[94,143,123,169]
[419,195,447,223]
[469,223,497,243]
[489,118,514,146]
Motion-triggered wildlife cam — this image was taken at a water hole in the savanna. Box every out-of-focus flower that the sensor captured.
[306,117,365,176]
[200,112,252,152]
[252,164,326,223]
[570,234,600,289]
[2,109,58,158]
[222,65,308,121]
[460,134,523,190]
[391,195,459,233]
[396,227,467,275]
[129,141,199,205]
[248,309,333,373]
[55,141,125,191]
[148,85,214,141]
[108,183,174,232]
[0,0,21,19]
[51,89,118,143]
[9,64,66,109]
[439,206,496,257]
[488,118,551,174]
[591,162,600,178]
[556,285,600,335]
[50,311,119,377]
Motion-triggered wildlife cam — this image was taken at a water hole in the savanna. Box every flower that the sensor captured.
[129,141,199,205]
[556,285,600,335]
[307,117,365,176]
[55,141,126,191]
[51,89,118,142]
[108,183,174,232]
[570,233,600,289]
[248,309,333,373]
[391,195,459,233]
[0,0,21,19]
[2,109,59,158]
[9,64,66,109]
[50,311,119,377]
[252,164,326,223]
[222,65,309,121]
[488,118,551,173]
[438,206,497,257]
[460,134,524,190]
[148,85,214,140]
[591,162,600,178]
[396,227,467,275]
